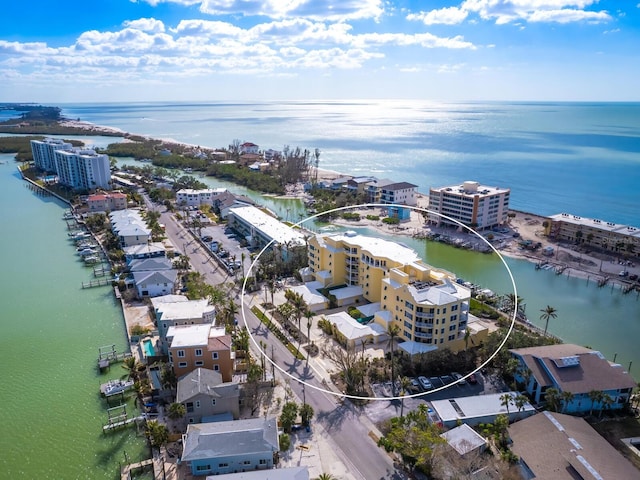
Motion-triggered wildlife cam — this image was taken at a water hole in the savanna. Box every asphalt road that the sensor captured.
[143,195,401,479]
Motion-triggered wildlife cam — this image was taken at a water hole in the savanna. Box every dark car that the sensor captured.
[201,235,213,243]
[468,373,478,384]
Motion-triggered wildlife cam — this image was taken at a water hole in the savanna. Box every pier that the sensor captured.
[102,404,144,433]
[98,344,132,371]
[82,278,112,289]
[120,459,153,480]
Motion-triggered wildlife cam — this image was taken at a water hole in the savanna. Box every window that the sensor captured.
[195,361,204,367]
[259,459,267,465]
[219,463,229,468]
[177,350,185,358]
[195,401,200,408]
[214,364,220,371]
[178,362,187,368]
[186,402,194,413]
[196,465,211,472]
[212,398,216,406]
[448,334,455,341]
[243,460,251,465]
[449,325,456,331]
[195,349,203,357]
[212,352,219,360]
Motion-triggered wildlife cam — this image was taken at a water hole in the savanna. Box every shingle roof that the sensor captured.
[510,344,636,394]
[509,411,640,480]
[176,367,239,403]
[181,417,278,462]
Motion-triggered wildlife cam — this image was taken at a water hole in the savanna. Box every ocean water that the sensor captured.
[60,100,640,226]
[0,155,148,479]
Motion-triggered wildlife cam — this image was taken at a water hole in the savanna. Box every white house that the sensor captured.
[132,270,178,298]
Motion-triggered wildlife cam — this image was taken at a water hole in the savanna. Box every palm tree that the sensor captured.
[588,389,604,416]
[500,393,514,416]
[539,305,558,336]
[560,390,575,413]
[305,309,314,366]
[513,394,529,420]
[387,323,401,395]
[599,393,614,418]
[167,402,186,420]
[317,474,335,480]
[399,376,412,418]
[544,387,561,412]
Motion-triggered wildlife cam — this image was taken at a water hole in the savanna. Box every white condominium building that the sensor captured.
[54,149,112,190]
[428,181,510,230]
[30,138,73,172]
[176,188,227,207]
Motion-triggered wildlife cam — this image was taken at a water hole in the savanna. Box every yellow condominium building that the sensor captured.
[308,231,475,352]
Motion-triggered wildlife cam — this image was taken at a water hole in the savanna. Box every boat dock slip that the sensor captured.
[97,344,132,371]
[82,278,112,289]
[102,404,144,432]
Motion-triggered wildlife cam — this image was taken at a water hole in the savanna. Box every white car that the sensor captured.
[418,376,433,391]
[452,372,466,385]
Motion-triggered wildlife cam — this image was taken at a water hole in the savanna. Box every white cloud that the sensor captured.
[406,6,468,25]
[139,0,384,20]
[603,28,620,34]
[406,0,613,25]
[527,8,611,23]
[123,18,166,33]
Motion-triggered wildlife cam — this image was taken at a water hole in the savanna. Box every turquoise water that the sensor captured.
[62,101,640,225]
[0,155,148,479]
[142,339,155,357]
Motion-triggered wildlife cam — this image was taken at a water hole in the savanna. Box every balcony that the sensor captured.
[414,331,433,339]
[415,311,434,319]
[415,321,434,328]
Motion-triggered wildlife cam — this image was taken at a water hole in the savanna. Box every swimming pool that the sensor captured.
[142,338,156,357]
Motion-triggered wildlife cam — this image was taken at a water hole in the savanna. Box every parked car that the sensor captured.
[452,372,466,385]
[630,273,638,281]
[418,376,433,391]
[468,373,478,384]
[201,235,212,243]
[409,378,422,392]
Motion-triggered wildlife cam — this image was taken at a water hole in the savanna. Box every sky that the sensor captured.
[1,0,639,102]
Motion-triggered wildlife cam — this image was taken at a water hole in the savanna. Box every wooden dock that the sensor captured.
[102,404,144,432]
[121,459,153,480]
[98,345,132,371]
[83,278,112,289]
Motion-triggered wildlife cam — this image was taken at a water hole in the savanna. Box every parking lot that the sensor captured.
[365,371,508,425]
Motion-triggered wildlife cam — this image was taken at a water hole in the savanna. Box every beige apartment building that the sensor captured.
[307,231,482,353]
[547,213,640,253]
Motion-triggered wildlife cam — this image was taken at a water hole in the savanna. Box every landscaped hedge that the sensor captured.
[251,306,305,360]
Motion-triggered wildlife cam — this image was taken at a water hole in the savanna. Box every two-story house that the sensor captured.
[176,368,240,423]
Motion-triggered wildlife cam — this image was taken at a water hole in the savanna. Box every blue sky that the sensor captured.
[1,0,639,102]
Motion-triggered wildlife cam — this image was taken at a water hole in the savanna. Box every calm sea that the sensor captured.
[0,155,148,479]
[60,100,640,226]
[1,101,639,477]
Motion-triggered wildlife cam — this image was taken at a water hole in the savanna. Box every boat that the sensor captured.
[83,255,100,264]
[69,231,91,241]
[77,248,98,257]
[100,379,134,397]
[76,242,97,251]
[63,211,75,220]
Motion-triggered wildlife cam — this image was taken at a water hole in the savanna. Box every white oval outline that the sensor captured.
[240,203,517,401]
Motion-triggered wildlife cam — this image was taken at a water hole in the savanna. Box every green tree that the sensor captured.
[377,404,445,475]
[599,393,614,418]
[513,394,529,420]
[279,433,291,452]
[500,393,514,416]
[539,305,558,337]
[387,323,401,395]
[280,401,299,433]
[300,403,314,426]
[588,389,605,416]
[544,387,561,412]
[145,420,169,449]
[399,376,412,418]
[167,402,186,420]
[317,474,335,480]
[560,390,575,413]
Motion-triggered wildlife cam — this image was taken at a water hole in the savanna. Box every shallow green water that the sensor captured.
[0,155,148,479]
